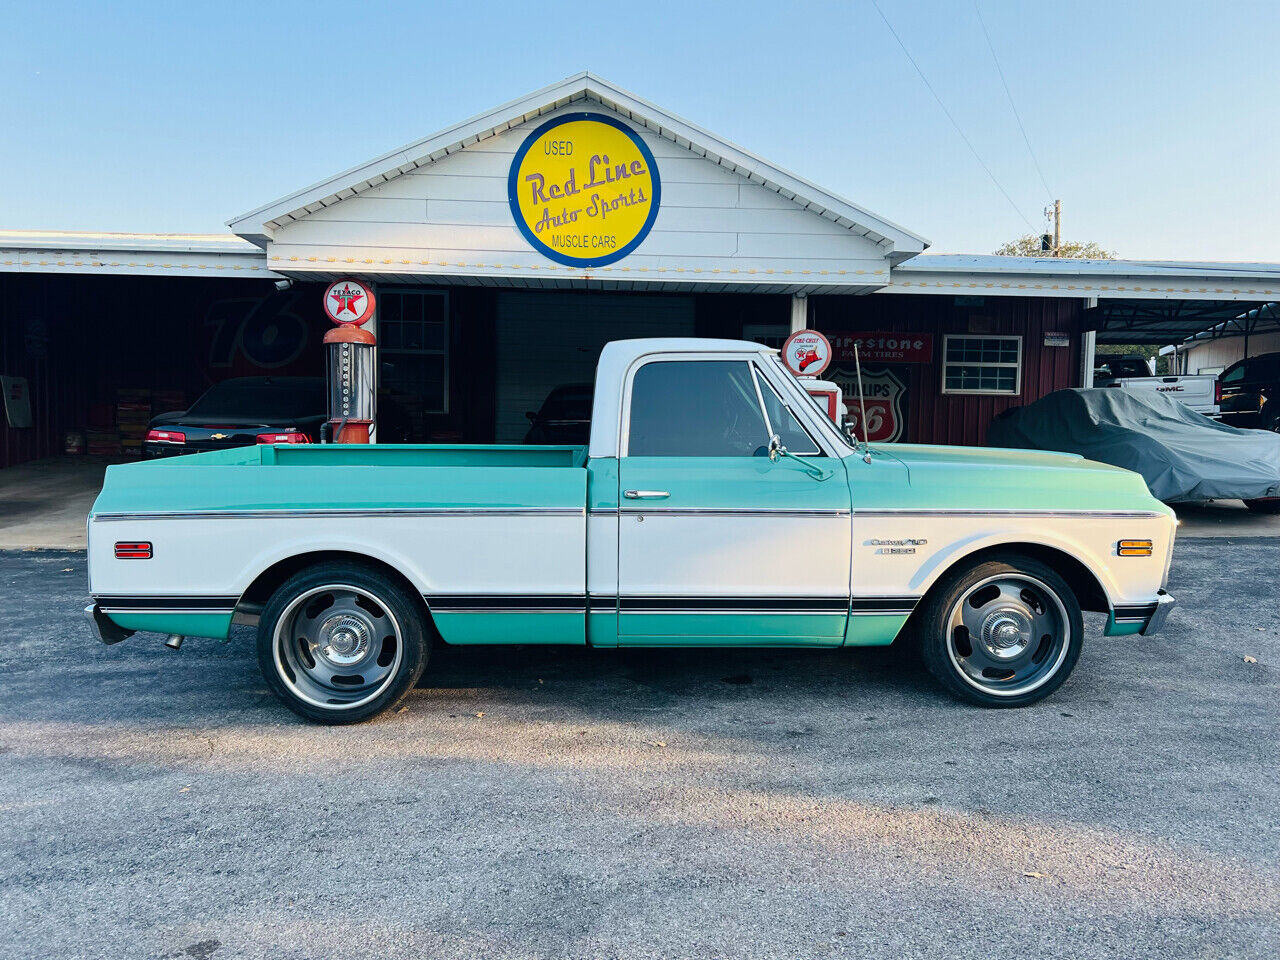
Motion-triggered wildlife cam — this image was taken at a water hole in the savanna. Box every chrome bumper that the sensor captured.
[1140,591,1176,636]
[84,603,135,645]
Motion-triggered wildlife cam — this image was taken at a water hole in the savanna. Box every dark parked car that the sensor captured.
[145,376,326,457]
[523,383,592,445]
[1216,351,1280,431]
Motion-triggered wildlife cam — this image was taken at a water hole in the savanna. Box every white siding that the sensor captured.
[265,103,891,288]
[494,291,695,442]
[1178,331,1280,374]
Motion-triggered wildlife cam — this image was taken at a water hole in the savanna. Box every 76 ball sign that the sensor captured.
[781,330,831,377]
[324,279,376,326]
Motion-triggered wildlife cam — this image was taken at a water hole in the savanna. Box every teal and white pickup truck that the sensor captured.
[87,338,1177,723]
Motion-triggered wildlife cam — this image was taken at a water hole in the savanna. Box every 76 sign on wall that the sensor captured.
[831,366,907,443]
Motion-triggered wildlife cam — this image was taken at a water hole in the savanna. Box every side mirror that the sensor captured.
[767,433,783,462]
[525,411,538,422]
[843,422,859,443]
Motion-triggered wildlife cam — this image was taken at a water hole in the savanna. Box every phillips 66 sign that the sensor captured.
[830,366,907,443]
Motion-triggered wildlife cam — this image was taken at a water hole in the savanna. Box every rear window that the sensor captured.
[187,378,326,420]
[1243,354,1280,382]
[538,384,593,421]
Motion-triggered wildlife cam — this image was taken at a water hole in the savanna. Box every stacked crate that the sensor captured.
[116,389,152,457]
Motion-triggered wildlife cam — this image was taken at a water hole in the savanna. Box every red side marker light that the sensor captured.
[115,542,152,559]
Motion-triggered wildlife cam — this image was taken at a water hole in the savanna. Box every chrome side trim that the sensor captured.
[92,507,586,522]
[849,508,1167,519]
[98,607,236,615]
[616,508,851,518]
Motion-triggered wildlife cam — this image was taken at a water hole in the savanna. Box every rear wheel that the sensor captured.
[1243,497,1280,513]
[919,554,1082,707]
[256,562,428,724]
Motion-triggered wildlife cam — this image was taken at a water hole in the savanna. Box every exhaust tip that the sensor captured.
[164,634,185,650]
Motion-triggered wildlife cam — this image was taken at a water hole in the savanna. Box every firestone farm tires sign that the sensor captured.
[508,113,661,268]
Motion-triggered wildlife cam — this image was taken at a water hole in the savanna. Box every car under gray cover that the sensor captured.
[988,387,1280,502]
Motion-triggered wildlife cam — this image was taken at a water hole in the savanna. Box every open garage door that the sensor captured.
[494,291,696,442]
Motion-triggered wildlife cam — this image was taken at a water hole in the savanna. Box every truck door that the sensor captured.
[615,356,851,645]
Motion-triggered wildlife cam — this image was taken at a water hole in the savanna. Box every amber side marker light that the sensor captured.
[1118,539,1153,557]
[115,542,152,559]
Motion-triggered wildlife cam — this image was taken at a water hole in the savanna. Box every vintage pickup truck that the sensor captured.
[87,338,1177,723]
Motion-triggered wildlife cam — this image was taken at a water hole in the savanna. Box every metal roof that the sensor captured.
[227,72,929,263]
[1088,299,1275,344]
[887,254,1280,303]
[0,229,280,278]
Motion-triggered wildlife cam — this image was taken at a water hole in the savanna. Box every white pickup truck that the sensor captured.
[1094,355,1218,416]
[87,338,1178,724]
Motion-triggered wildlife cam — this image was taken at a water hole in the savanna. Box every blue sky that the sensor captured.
[4,0,1278,261]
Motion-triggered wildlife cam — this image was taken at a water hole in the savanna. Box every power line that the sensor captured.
[973,1,1055,204]
[870,0,1036,232]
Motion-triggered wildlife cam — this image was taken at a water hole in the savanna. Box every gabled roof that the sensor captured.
[228,71,928,262]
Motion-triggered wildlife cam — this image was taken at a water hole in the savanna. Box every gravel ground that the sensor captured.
[1,542,1277,960]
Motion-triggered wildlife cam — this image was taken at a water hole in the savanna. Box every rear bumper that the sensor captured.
[1106,590,1176,637]
[84,603,135,645]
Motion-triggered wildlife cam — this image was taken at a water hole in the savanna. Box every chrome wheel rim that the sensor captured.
[273,584,403,710]
[945,573,1070,698]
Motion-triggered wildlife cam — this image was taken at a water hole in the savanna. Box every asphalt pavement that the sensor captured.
[1,542,1277,960]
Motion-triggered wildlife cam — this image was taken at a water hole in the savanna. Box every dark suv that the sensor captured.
[1217,352,1280,431]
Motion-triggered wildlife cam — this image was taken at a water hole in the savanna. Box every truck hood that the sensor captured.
[872,443,1172,515]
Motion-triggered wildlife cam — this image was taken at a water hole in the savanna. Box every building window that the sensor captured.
[378,289,449,414]
[941,335,1022,395]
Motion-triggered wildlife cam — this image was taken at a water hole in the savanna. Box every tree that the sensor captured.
[994,235,1114,259]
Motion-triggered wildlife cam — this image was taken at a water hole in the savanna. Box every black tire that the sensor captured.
[256,562,429,724]
[918,553,1083,708]
[1243,498,1280,514]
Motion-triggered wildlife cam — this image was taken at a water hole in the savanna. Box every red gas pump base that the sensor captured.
[330,421,372,444]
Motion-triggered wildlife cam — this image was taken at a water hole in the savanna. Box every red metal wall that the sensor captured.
[811,293,1085,447]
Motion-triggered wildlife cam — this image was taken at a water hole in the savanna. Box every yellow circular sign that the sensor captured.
[508,113,661,267]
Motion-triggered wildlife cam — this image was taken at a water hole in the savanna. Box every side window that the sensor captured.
[628,361,770,457]
[756,371,821,455]
[1220,363,1245,385]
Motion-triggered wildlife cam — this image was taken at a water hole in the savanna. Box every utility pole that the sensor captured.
[1043,200,1062,256]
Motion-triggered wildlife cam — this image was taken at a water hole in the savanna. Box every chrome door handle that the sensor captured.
[624,490,670,499]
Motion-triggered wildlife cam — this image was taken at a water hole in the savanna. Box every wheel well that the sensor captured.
[235,551,437,634]
[915,542,1110,615]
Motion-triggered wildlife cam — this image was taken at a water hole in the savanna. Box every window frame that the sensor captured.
[750,364,824,457]
[377,288,450,414]
[620,353,836,458]
[940,334,1024,397]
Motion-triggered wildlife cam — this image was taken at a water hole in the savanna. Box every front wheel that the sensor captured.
[1243,497,1280,514]
[256,562,429,724]
[918,554,1083,707]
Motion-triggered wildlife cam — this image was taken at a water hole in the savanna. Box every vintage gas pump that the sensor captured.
[321,278,377,444]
